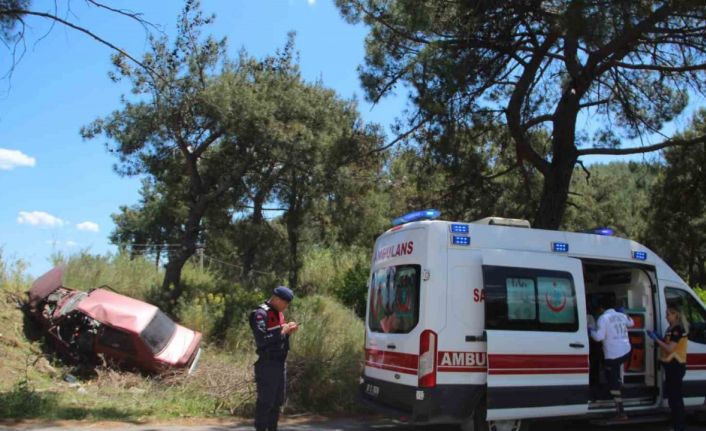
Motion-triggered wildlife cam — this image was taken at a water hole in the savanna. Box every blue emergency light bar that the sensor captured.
[633,251,647,261]
[392,209,441,226]
[552,242,569,252]
[452,235,471,246]
[582,227,615,236]
[450,223,469,233]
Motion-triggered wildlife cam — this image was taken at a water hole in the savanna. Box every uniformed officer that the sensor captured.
[249,286,299,431]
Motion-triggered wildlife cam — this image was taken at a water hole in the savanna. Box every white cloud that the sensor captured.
[0,148,36,170]
[66,240,79,247]
[307,0,316,5]
[18,211,65,227]
[76,221,99,233]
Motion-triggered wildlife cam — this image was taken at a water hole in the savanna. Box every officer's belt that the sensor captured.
[258,350,287,361]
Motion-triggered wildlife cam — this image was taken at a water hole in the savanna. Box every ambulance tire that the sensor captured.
[460,402,527,431]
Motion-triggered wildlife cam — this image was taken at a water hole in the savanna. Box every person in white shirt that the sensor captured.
[589,296,634,420]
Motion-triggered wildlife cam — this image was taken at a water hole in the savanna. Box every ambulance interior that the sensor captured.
[582,260,658,408]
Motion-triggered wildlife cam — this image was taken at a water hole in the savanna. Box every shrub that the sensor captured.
[298,246,369,296]
[285,295,364,413]
[334,260,370,318]
[0,248,31,294]
[0,380,59,419]
[695,286,706,304]
[55,251,161,301]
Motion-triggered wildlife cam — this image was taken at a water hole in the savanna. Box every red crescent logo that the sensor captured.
[545,288,567,312]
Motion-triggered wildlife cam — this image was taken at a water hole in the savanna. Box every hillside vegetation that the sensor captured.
[0,251,364,422]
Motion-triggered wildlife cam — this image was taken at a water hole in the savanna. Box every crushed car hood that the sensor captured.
[28,267,64,307]
[77,288,158,333]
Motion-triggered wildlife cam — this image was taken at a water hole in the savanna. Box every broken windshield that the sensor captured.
[140,310,177,354]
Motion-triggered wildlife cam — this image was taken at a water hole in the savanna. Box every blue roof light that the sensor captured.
[552,242,569,253]
[582,227,615,236]
[392,209,441,226]
[452,235,471,246]
[633,251,647,261]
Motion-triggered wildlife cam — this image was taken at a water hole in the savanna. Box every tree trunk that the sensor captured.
[155,245,161,270]
[691,255,706,287]
[286,208,302,291]
[533,160,576,230]
[242,190,266,277]
[533,90,581,230]
[162,202,205,312]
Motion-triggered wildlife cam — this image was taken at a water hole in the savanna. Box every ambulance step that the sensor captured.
[589,414,669,426]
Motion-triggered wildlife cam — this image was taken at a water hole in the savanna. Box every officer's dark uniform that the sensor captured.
[249,290,291,431]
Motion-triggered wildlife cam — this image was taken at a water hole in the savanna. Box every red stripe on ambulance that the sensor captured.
[687,353,706,370]
[366,351,589,374]
[488,354,588,375]
[365,348,418,375]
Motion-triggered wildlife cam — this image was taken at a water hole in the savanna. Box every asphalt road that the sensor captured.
[3,415,706,431]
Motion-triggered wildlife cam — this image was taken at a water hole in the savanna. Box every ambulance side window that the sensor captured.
[665,287,706,344]
[484,266,578,332]
[368,265,421,334]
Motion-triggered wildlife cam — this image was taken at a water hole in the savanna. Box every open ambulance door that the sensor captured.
[483,250,590,420]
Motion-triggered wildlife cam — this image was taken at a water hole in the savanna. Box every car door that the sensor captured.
[96,325,138,366]
[483,250,589,420]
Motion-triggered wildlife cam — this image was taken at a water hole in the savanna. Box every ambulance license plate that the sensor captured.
[365,383,380,397]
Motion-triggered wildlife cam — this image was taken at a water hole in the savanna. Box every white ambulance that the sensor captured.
[360,210,706,431]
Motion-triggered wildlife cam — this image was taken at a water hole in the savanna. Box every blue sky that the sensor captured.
[0,0,702,277]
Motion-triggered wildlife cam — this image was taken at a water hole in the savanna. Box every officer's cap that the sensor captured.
[273,286,294,302]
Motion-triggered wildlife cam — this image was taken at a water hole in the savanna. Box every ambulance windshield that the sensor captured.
[368,265,420,333]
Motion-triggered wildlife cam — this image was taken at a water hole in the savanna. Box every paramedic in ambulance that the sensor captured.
[249,286,299,431]
[589,296,634,420]
[648,306,688,431]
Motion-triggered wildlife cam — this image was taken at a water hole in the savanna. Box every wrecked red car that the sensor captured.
[26,267,202,374]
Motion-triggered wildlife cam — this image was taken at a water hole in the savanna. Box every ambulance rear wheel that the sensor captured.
[460,404,527,431]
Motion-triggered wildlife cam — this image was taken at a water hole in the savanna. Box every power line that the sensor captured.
[201,253,278,277]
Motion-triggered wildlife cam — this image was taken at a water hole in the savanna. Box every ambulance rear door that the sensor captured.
[483,250,589,420]
[364,226,428,389]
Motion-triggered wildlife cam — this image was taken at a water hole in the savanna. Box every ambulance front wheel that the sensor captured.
[460,404,527,431]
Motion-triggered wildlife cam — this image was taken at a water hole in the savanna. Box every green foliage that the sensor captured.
[286,295,364,413]
[334,260,370,318]
[645,110,706,286]
[176,282,260,341]
[298,246,366,294]
[694,287,706,304]
[0,1,29,43]
[0,380,52,419]
[92,6,385,299]
[336,0,706,228]
[0,247,30,293]
[385,125,546,224]
[110,179,187,256]
[563,161,660,239]
[55,251,162,301]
